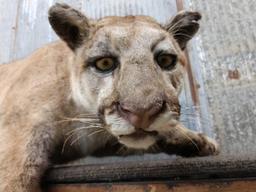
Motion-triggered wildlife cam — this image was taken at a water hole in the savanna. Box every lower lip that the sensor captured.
[120,130,158,139]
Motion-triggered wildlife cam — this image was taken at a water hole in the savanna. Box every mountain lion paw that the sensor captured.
[197,133,220,156]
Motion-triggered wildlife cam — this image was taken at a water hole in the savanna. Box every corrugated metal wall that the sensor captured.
[185,0,256,156]
[0,0,177,63]
[0,0,255,161]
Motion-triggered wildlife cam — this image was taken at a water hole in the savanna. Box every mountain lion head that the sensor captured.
[49,3,201,150]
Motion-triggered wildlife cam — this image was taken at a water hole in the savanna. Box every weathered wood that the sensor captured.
[45,156,256,184]
[46,179,256,192]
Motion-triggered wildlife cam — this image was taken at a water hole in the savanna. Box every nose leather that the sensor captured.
[117,100,165,129]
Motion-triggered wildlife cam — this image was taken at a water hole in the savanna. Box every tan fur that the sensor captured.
[0,4,219,191]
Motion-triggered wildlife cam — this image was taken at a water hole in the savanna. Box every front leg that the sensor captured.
[0,123,56,192]
[157,123,220,157]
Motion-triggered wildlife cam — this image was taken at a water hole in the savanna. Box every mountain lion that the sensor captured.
[0,3,219,191]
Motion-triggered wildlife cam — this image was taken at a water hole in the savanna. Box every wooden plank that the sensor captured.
[46,179,256,192]
[45,156,256,184]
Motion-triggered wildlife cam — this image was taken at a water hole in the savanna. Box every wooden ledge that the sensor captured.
[46,179,256,192]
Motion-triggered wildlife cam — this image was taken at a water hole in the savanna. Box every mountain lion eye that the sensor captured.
[94,58,116,73]
[156,54,177,70]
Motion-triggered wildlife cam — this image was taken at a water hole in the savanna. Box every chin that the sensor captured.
[105,110,174,152]
[118,132,157,150]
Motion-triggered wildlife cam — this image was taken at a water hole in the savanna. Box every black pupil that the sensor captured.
[95,58,115,73]
[103,60,110,67]
[158,54,176,70]
[161,57,169,65]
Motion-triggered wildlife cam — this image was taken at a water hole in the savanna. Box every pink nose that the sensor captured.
[117,101,165,128]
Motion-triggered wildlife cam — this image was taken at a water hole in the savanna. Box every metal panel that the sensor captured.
[81,0,177,23]
[0,0,20,63]
[0,0,177,63]
[184,0,256,155]
[11,0,55,60]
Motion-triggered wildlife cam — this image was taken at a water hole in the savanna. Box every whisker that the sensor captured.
[70,133,88,146]
[56,118,100,124]
[61,133,75,154]
[150,144,160,153]
[168,21,197,35]
[173,31,195,38]
[180,117,211,127]
[180,116,210,123]
[62,127,102,153]
[166,18,186,33]
[173,126,200,151]
[116,145,126,155]
[70,129,105,146]
[65,126,101,136]
[77,113,99,118]
[87,129,105,137]
[58,111,102,153]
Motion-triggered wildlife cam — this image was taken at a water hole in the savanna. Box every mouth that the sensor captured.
[104,105,180,150]
[119,129,158,139]
[118,129,159,149]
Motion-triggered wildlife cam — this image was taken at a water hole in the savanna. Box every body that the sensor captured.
[0,4,218,191]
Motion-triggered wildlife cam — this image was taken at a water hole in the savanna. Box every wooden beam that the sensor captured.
[46,179,256,192]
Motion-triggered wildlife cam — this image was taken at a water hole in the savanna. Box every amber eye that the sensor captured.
[94,57,116,73]
[156,54,177,70]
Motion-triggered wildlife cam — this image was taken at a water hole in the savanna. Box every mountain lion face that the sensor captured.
[49,4,201,150]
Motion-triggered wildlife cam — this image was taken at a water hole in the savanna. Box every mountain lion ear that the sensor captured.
[48,3,91,50]
[164,11,201,50]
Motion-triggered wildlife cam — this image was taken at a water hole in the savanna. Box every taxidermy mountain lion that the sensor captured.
[0,3,219,191]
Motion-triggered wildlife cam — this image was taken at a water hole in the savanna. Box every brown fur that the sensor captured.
[0,3,219,191]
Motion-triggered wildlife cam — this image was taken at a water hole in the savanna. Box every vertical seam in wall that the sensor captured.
[176,0,199,106]
[11,0,22,62]
[182,0,215,137]
[176,0,183,11]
